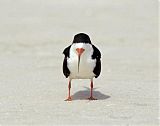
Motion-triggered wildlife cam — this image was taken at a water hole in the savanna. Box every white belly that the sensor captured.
[68,57,96,79]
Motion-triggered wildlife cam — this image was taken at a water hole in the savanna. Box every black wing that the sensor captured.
[62,45,71,78]
[92,45,101,78]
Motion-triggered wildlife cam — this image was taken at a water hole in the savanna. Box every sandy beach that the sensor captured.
[0,0,159,125]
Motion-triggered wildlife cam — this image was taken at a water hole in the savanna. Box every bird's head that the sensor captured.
[72,33,92,72]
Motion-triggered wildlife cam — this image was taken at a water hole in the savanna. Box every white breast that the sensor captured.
[67,43,96,79]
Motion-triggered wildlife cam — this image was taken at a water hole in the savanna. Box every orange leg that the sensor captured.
[65,80,72,101]
[88,80,97,100]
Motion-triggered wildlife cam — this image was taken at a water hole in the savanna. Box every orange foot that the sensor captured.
[65,97,72,101]
[88,96,97,100]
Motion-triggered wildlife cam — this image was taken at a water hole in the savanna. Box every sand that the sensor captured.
[0,0,159,125]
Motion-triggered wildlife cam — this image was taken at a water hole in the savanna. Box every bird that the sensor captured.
[62,33,101,101]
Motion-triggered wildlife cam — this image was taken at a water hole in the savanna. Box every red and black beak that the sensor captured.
[76,48,85,72]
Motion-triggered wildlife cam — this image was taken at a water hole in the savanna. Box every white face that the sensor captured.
[70,43,93,58]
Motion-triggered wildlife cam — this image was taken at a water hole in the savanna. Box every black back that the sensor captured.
[72,33,91,44]
[62,45,71,78]
[92,45,101,78]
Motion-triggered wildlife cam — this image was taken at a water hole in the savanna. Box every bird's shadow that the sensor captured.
[71,87,110,100]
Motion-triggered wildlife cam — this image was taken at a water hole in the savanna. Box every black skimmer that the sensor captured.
[63,33,101,101]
